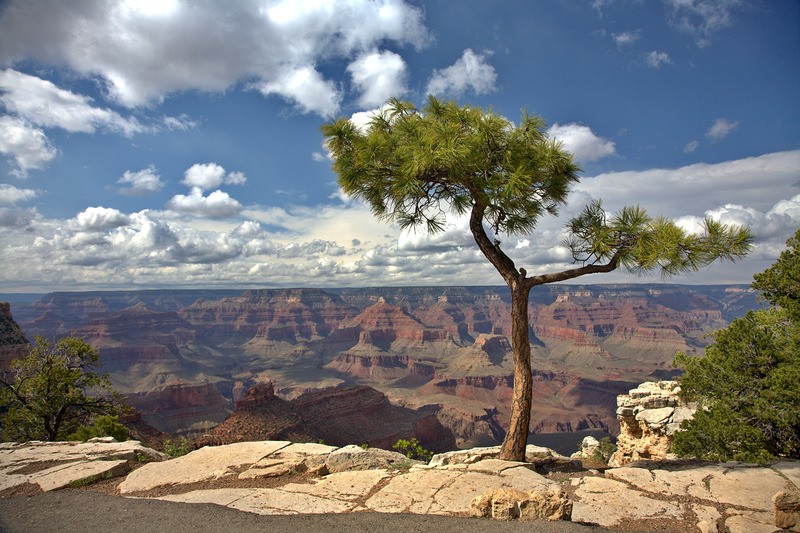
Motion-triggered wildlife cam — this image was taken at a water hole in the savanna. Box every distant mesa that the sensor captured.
[5,284,761,450]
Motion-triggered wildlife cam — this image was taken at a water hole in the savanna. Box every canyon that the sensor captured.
[2,284,759,451]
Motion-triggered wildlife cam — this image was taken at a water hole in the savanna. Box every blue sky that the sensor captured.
[0,0,798,292]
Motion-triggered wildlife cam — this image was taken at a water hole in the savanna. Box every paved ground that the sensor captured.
[0,491,608,533]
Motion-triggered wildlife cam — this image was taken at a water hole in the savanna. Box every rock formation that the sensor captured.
[0,302,28,372]
[609,380,696,467]
[9,285,758,443]
[195,382,455,453]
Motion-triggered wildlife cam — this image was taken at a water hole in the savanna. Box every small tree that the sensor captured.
[0,335,123,442]
[674,229,800,461]
[322,97,752,460]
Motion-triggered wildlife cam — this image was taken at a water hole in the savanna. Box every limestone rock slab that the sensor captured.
[280,470,389,501]
[34,459,129,491]
[571,476,683,528]
[119,441,290,493]
[773,461,800,489]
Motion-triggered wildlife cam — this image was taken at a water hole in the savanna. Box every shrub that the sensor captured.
[163,437,192,458]
[67,414,129,442]
[392,438,433,462]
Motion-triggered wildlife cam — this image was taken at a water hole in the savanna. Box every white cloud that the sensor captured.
[684,140,699,153]
[547,123,616,162]
[117,166,164,195]
[166,188,242,218]
[665,0,741,47]
[347,49,407,108]
[0,1,429,113]
[1,148,797,291]
[426,49,497,97]
[0,115,57,177]
[181,163,247,191]
[645,51,672,68]
[73,206,131,232]
[612,31,640,47]
[576,150,800,216]
[0,69,145,136]
[0,183,36,206]
[706,117,738,140]
[256,66,342,116]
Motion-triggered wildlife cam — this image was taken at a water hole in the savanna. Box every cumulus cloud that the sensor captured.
[1,146,797,290]
[0,1,430,114]
[0,183,37,206]
[645,51,672,68]
[575,150,800,216]
[426,49,497,97]
[547,123,616,162]
[348,49,407,108]
[0,115,58,177]
[0,69,145,136]
[166,188,243,219]
[117,166,164,195]
[706,117,738,140]
[181,163,247,191]
[72,206,131,232]
[255,66,342,116]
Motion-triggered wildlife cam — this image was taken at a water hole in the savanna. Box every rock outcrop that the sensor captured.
[2,438,797,532]
[0,439,165,493]
[196,383,455,454]
[0,302,28,372]
[10,285,759,443]
[609,380,696,467]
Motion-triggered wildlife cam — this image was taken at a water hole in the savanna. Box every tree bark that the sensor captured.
[499,281,533,461]
[467,201,621,462]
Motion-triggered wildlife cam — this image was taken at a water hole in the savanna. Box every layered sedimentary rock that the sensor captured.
[194,381,315,447]
[196,382,455,453]
[10,285,757,444]
[291,385,455,453]
[125,380,234,437]
[0,302,28,371]
[608,380,696,467]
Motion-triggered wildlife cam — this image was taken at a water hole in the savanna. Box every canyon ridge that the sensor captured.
[2,284,759,452]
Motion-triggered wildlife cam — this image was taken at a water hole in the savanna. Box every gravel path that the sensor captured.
[0,490,610,533]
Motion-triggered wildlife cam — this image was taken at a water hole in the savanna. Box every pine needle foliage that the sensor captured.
[674,229,800,462]
[322,96,754,461]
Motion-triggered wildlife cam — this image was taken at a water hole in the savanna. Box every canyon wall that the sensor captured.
[8,285,758,446]
[0,302,28,372]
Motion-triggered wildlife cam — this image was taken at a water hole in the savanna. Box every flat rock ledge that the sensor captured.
[3,439,799,532]
[0,439,167,493]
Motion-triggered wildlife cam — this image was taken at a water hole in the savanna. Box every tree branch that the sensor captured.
[524,253,620,289]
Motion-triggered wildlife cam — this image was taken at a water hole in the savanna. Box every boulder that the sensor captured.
[609,380,696,466]
[774,490,800,531]
[325,445,415,473]
[469,487,571,521]
[570,436,600,460]
[430,444,575,470]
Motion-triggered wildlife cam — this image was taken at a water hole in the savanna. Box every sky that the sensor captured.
[0,0,798,293]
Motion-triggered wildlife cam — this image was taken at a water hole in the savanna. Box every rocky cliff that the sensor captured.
[608,380,696,466]
[9,285,758,444]
[0,302,28,371]
[195,382,455,453]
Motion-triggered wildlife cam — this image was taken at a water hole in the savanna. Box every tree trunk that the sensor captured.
[498,281,533,461]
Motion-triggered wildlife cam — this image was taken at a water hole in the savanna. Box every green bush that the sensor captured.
[673,229,800,462]
[163,437,192,458]
[593,436,617,464]
[67,414,129,442]
[392,438,433,462]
